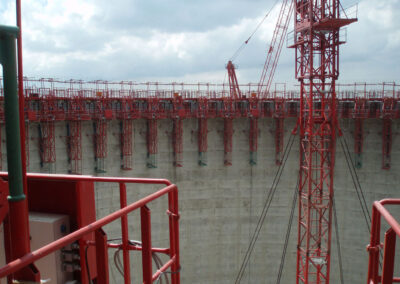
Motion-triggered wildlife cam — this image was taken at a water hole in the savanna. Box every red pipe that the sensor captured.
[141,206,152,283]
[0,172,171,186]
[6,1,37,281]
[0,183,178,278]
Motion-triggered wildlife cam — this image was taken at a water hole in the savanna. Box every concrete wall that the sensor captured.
[5,117,400,283]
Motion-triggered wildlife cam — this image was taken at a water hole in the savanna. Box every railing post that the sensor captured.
[168,189,180,284]
[367,205,381,283]
[141,205,152,283]
[381,228,396,284]
[95,228,109,284]
[119,182,131,284]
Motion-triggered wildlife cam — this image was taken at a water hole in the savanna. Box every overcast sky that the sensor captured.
[1,0,399,85]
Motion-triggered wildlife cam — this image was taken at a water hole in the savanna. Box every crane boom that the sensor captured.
[227,60,242,99]
[258,0,293,98]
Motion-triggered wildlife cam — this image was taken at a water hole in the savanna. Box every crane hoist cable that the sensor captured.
[234,131,296,284]
[229,0,281,62]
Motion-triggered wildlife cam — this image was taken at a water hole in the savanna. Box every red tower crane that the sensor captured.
[289,1,357,282]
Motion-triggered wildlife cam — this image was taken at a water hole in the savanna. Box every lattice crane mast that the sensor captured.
[289,0,357,283]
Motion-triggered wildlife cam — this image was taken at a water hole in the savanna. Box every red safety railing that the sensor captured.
[0,173,180,284]
[367,199,400,284]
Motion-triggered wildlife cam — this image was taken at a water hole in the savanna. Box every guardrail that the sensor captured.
[367,199,400,284]
[0,173,180,284]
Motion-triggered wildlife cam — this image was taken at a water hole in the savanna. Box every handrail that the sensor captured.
[0,173,180,284]
[367,199,400,284]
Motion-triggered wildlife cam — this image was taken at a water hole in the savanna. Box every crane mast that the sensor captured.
[289,0,356,283]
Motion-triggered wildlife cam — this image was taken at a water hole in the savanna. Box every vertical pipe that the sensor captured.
[141,206,152,284]
[0,25,38,282]
[17,0,28,195]
[119,183,131,284]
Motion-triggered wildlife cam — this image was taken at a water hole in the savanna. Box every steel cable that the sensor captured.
[234,132,295,283]
[276,173,299,284]
[229,0,281,62]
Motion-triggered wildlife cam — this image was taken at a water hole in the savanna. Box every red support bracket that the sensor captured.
[67,120,82,174]
[120,120,133,170]
[39,120,56,173]
[198,118,208,166]
[93,120,108,173]
[354,118,364,169]
[382,118,392,170]
[147,119,158,168]
[249,117,258,165]
[224,118,233,166]
[173,118,183,167]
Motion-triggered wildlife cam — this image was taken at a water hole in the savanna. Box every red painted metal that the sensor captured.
[67,120,82,174]
[39,121,56,171]
[249,117,258,165]
[367,199,400,284]
[95,229,109,284]
[93,120,107,173]
[289,0,357,282]
[173,118,183,167]
[0,179,9,225]
[120,120,133,170]
[381,98,394,170]
[198,118,208,166]
[141,205,152,283]
[119,183,131,284]
[382,118,392,170]
[258,0,294,98]
[147,119,158,168]
[0,173,180,284]
[224,118,233,166]
[274,99,285,165]
[227,61,241,100]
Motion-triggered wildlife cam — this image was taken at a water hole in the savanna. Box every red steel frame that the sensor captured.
[354,98,366,168]
[67,120,82,174]
[290,0,356,283]
[173,118,183,167]
[367,199,400,284]
[274,98,285,165]
[147,119,158,168]
[0,173,181,284]
[198,117,208,166]
[224,118,233,166]
[120,119,133,170]
[93,120,108,173]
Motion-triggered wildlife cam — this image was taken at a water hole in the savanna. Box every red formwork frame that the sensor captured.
[274,98,285,165]
[0,173,181,284]
[290,0,357,282]
[224,118,233,166]
[67,120,83,174]
[172,118,183,167]
[381,98,395,170]
[367,199,400,284]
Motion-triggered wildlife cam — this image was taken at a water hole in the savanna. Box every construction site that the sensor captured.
[0,0,399,284]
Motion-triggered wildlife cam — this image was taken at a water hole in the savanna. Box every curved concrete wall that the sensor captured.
[5,117,399,283]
